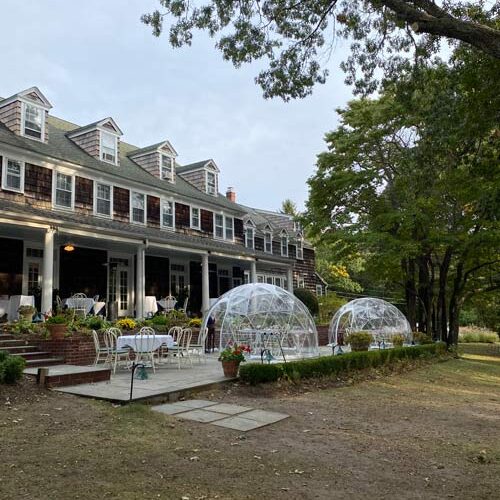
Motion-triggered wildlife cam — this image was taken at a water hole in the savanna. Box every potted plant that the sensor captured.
[346,331,372,352]
[218,343,251,377]
[18,305,36,321]
[45,315,68,339]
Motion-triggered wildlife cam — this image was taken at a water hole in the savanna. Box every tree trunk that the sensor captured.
[437,248,452,343]
[402,257,417,331]
[417,253,432,334]
[448,261,464,346]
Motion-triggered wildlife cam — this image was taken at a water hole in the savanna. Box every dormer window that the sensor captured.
[161,155,174,182]
[281,231,289,257]
[101,131,117,164]
[264,230,273,254]
[206,171,217,195]
[23,103,44,140]
[245,225,255,249]
[296,234,304,260]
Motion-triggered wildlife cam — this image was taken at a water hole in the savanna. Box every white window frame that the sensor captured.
[1,156,25,193]
[52,170,75,210]
[281,231,289,257]
[206,170,217,195]
[94,181,113,218]
[264,230,273,254]
[244,225,255,249]
[316,284,323,296]
[190,206,201,230]
[213,213,234,241]
[161,198,175,230]
[214,213,224,239]
[21,102,45,141]
[160,154,174,182]
[100,131,118,165]
[130,191,146,225]
[296,236,304,260]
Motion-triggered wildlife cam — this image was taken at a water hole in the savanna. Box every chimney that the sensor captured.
[226,187,236,202]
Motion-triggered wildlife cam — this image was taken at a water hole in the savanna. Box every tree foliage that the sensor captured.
[143,1,500,99]
[279,198,299,217]
[305,47,500,345]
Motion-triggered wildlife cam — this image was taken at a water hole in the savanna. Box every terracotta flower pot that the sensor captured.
[47,323,67,340]
[221,360,241,378]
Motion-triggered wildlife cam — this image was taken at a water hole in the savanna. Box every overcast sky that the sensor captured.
[1,0,353,211]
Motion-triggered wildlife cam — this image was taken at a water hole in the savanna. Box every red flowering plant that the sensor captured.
[218,342,251,362]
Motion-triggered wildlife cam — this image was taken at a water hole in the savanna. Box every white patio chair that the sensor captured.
[71,292,88,318]
[162,295,177,313]
[167,328,193,369]
[92,330,109,365]
[158,326,182,363]
[134,326,157,373]
[103,328,130,374]
[189,327,208,363]
[179,296,189,313]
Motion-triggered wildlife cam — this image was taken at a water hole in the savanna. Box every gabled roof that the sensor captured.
[67,117,123,137]
[0,108,245,213]
[128,139,178,159]
[177,159,219,173]
[0,86,52,110]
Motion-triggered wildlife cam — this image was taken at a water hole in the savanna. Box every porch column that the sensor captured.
[136,246,145,319]
[287,267,294,293]
[250,260,257,283]
[201,253,210,314]
[42,228,55,315]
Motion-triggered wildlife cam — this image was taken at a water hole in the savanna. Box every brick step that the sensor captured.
[1,345,39,353]
[0,339,28,348]
[24,364,111,387]
[0,334,15,340]
[11,351,54,360]
[25,357,65,367]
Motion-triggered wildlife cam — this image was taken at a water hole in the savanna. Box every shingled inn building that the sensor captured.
[0,87,323,319]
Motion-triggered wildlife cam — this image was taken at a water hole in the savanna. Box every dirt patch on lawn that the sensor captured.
[1,355,499,499]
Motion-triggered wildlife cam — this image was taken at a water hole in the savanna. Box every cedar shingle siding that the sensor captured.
[147,195,161,227]
[131,152,159,178]
[25,164,52,205]
[294,248,316,291]
[113,186,130,222]
[0,101,22,136]
[255,236,264,252]
[71,129,100,159]
[75,177,93,214]
[234,218,244,245]
[175,202,190,229]
[201,209,213,233]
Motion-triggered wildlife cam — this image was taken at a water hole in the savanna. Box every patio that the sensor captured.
[53,354,233,403]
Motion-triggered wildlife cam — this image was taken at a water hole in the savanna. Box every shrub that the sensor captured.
[188,317,202,328]
[346,331,372,351]
[85,316,107,330]
[294,288,319,316]
[458,326,499,344]
[46,315,67,325]
[116,318,137,330]
[239,343,447,385]
[413,332,433,344]
[392,334,405,347]
[0,351,26,384]
[151,315,168,325]
[318,292,347,324]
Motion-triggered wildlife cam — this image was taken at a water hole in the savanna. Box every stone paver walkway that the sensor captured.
[152,399,289,431]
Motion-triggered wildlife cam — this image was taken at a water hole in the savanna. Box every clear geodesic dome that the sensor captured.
[201,283,319,361]
[329,298,412,347]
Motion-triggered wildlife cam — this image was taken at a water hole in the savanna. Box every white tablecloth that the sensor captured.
[94,301,106,315]
[144,296,158,317]
[117,334,174,352]
[0,299,10,318]
[64,298,95,315]
[7,295,35,321]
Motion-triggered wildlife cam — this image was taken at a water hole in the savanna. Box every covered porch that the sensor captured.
[0,217,294,319]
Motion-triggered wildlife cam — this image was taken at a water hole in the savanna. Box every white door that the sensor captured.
[108,257,131,317]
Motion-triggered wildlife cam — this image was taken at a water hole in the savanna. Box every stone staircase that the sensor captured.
[0,333,64,367]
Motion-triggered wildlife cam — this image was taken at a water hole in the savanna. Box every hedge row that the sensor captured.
[239,342,447,385]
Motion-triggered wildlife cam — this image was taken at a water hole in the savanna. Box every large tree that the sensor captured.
[142,1,500,99]
[305,48,500,345]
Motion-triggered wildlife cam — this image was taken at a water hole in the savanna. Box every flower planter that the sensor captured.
[46,323,67,340]
[221,360,241,378]
[19,312,34,322]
